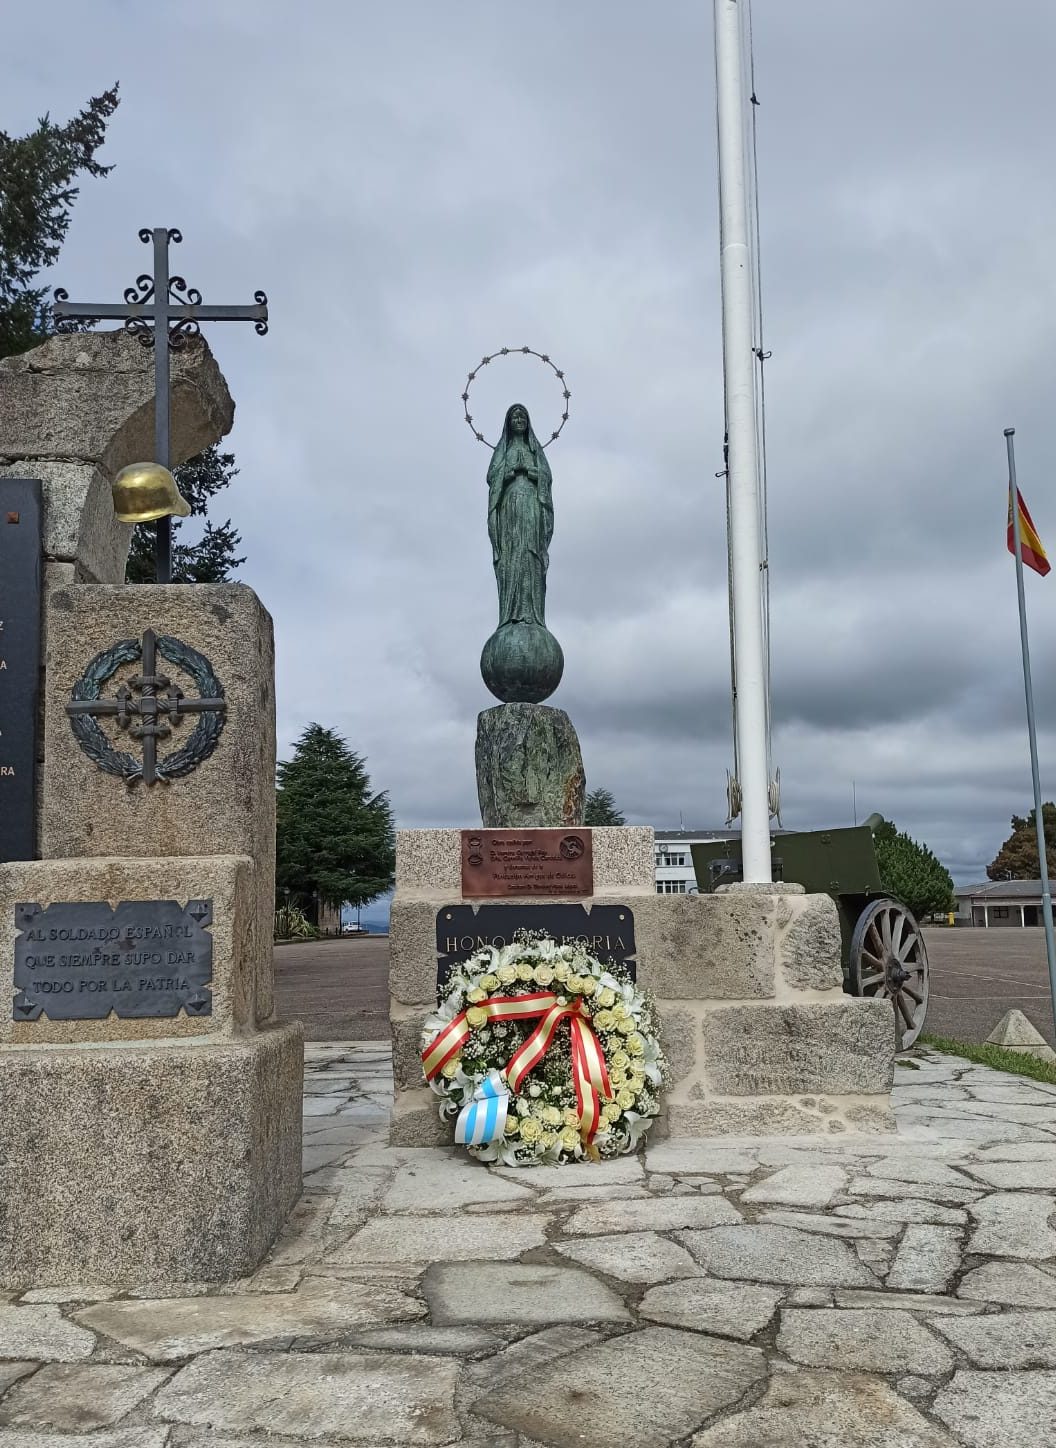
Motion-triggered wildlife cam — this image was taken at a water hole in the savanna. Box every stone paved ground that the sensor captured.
[6,1048,1056,1445]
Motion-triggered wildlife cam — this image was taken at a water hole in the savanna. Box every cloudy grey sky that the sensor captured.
[8,0,1056,883]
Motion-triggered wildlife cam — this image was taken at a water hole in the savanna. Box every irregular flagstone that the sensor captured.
[835,1200,968,1227]
[76,1279,423,1361]
[153,1348,460,1443]
[0,1306,95,1362]
[934,1310,1056,1368]
[383,1157,535,1211]
[960,1159,1056,1190]
[472,1325,766,1448]
[886,1225,964,1293]
[967,1192,1056,1259]
[834,1289,983,1314]
[757,1210,902,1240]
[847,1177,981,1205]
[19,1287,119,1304]
[323,1167,391,1227]
[896,1112,1056,1143]
[220,1263,303,1295]
[0,1367,36,1396]
[638,1278,782,1339]
[345,1325,502,1355]
[958,1261,1056,1307]
[777,1308,954,1374]
[423,1263,629,1326]
[0,1434,170,1448]
[494,1158,644,1187]
[933,1369,1056,1446]
[940,1099,1056,1124]
[553,1230,701,1284]
[689,1368,960,1447]
[328,1212,550,1264]
[678,1225,877,1287]
[856,1238,897,1275]
[559,1195,740,1236]
[864,1156,978,1187]
[645,1144,758,1175]
[0,1365,171,1432]
[461,1326,606,1392]
[740,1164,846,1208]
[537,1184,652,1205]
[976,1142,1056,1161]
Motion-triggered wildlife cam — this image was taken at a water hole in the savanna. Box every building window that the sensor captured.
[656,879,688,894]
[656,852,688,867]
[992,906,1010,919]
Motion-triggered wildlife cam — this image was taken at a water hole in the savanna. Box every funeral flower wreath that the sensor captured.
[420,934,666,1165]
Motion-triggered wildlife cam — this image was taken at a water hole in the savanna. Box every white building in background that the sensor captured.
[653,829,736,894]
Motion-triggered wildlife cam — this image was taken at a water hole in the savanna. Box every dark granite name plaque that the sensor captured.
[461,829,593,898]
[436,903,636,992]
[0,479,42,863]
[13,899,214,1021]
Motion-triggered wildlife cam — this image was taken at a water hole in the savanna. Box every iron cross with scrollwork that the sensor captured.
[66,628,227,786]
[53,226,267,584]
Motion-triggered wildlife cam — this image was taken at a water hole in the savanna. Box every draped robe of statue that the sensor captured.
[486,405,554,628]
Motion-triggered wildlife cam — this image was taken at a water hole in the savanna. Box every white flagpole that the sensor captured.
[714,0,772,882]
[1006,426,1056,1040]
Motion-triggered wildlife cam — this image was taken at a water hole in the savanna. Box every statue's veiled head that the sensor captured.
[506,403,530,440]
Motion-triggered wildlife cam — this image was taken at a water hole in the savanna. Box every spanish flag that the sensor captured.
[1008,489,1051,577]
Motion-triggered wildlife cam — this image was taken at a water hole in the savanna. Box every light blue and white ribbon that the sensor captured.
[455,1068,509,1146]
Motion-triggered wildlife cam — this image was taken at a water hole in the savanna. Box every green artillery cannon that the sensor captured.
[690,817,929,1049]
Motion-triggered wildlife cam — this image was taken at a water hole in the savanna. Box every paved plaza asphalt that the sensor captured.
[275,926,1056,1048]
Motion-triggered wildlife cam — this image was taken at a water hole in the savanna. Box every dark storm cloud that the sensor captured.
[6,0,1056,879]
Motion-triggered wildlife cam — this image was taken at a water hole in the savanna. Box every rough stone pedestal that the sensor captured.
[0,580,303,1286]
[0,1025,302,1289]
[475,702,585,827]
[388,829,895,1144]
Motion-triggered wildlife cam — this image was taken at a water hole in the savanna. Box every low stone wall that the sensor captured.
[388,828,895,1143]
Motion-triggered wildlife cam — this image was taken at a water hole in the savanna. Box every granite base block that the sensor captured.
[389,1086,451,1147]
[0,1023,303,1288]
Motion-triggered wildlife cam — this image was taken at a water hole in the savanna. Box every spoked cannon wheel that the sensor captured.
[849,897,929,1050]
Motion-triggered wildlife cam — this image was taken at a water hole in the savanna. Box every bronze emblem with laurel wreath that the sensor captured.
[66,629,226,785]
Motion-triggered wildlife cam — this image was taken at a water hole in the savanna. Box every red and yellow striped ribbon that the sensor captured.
[422,990,613,1145]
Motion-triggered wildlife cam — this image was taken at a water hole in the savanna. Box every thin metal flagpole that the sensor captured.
[1005,426,1056,1041]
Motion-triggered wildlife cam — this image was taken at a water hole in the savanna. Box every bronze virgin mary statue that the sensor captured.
[481,403,564,703]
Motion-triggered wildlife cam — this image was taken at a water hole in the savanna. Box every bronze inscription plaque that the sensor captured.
[461,829,593,898]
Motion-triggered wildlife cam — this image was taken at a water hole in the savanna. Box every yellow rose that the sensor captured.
[467,987,487,1004]
[579,977,597,997]
[466,1006,488,1029]
[626,1033,645,1056]
[612,1003,629,1021]
[479,974,499,990]
[440,1057,461,1079]
[542,1105,562,1127]
[609,1067,627,1087]
[534,965,555,987]
[617,1087,636,1109]
[497,965,517,984]
[560,1126,579,1151]
[563,1107,581,1129]
[504,1116,520,1135]
[519,1116,542,1143]
[517,963,534,982]
[565,976,584,994]
[553,963,571,983]
[593,1010,614,1031]
[539,1131,557,1150]
[602,1101,622,1122]
[617,1017,635,1035]
[611,1050,630,1071]
[629,1074,645,1093]
[597,987,617,1008]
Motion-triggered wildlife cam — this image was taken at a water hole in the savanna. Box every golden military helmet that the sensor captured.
[111,462,192,523]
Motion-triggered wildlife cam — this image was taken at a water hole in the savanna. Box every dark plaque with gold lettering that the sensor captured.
[436,903,636,992]
[12,899,213,1021]
[0,479,42,863]
[461,828,593,898]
